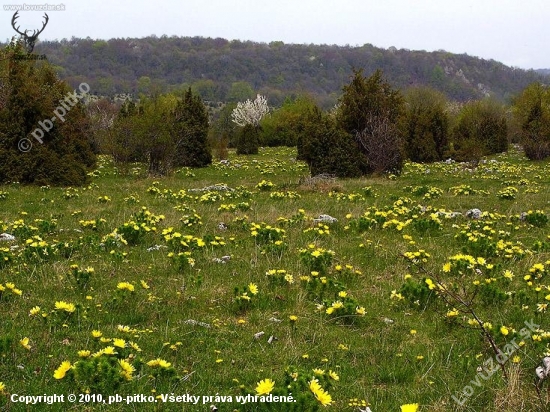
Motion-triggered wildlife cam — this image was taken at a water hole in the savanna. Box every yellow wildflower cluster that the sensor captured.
[147,358,172,368]
[403,249,431,264]
[309,378,332,406]
[266,269,294,284]
[53,361,72,379]
[54,301,75,313]
[0,281,22,296]
[117,282,135,292]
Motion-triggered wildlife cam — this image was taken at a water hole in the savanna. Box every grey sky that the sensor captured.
[2,0,548,69]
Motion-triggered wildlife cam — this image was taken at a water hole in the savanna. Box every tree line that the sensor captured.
[1,42,549,186]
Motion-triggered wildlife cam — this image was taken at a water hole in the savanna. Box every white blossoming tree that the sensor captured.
[231,94,270,154]
[231,94,270,127]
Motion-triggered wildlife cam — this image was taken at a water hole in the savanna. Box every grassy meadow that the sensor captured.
[1,146,550,411]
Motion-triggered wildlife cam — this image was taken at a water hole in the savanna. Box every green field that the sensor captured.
[1,146,550,411]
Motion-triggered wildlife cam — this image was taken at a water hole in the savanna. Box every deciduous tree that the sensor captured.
[336,69,405,174]
[260,95,318,147]
[402,87,449,163]
[232,94,269,155]
[108,96,175,175]
[513,82,550,160]
[450,98,508,162]
[231,94,270,127]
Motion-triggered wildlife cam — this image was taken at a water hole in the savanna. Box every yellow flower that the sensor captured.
[248,283,258,295]
[356,306,366,315]
[0,381,5,393]
[442,262,451,272]
[313,388,332,406]
[328,370,339,381]
[309,379,332,406]
[500,326,509,336]
[78,350,91,357]
[446,308,459,317]
[390,290,404,300]
[113,338,126,348]
[20,337,31,350]
[117,282,135,292]
[284,273,294,284]
[425,278,436,290]
[55,301,75,313]
[53,361,72,379]
[503,269,514,278]
[147,358,172,368]
[92,348,105,357]
[119,359,135,381]
[401,403,419,412]
[18,336,31,350]
[102,346,117,355]
[289,315,298,322]
[255,378,275,395]
[309,377,322,390]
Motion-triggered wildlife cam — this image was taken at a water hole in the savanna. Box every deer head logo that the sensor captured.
[11,11,49,53]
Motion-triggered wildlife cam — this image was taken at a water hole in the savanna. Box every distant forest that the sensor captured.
[21,35,550,108]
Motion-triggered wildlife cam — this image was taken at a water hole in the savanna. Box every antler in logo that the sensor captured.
[11,11,49,53]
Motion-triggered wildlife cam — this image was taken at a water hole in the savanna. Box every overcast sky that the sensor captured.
[1,0,548,69]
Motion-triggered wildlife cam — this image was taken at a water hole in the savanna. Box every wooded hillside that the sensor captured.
[26,36,548,107]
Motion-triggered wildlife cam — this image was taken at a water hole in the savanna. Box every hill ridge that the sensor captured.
[25,35,547,107]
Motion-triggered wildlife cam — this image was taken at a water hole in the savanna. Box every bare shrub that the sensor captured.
[355,115,404,174]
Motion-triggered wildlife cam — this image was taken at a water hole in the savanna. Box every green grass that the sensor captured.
[1,145,550,411]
